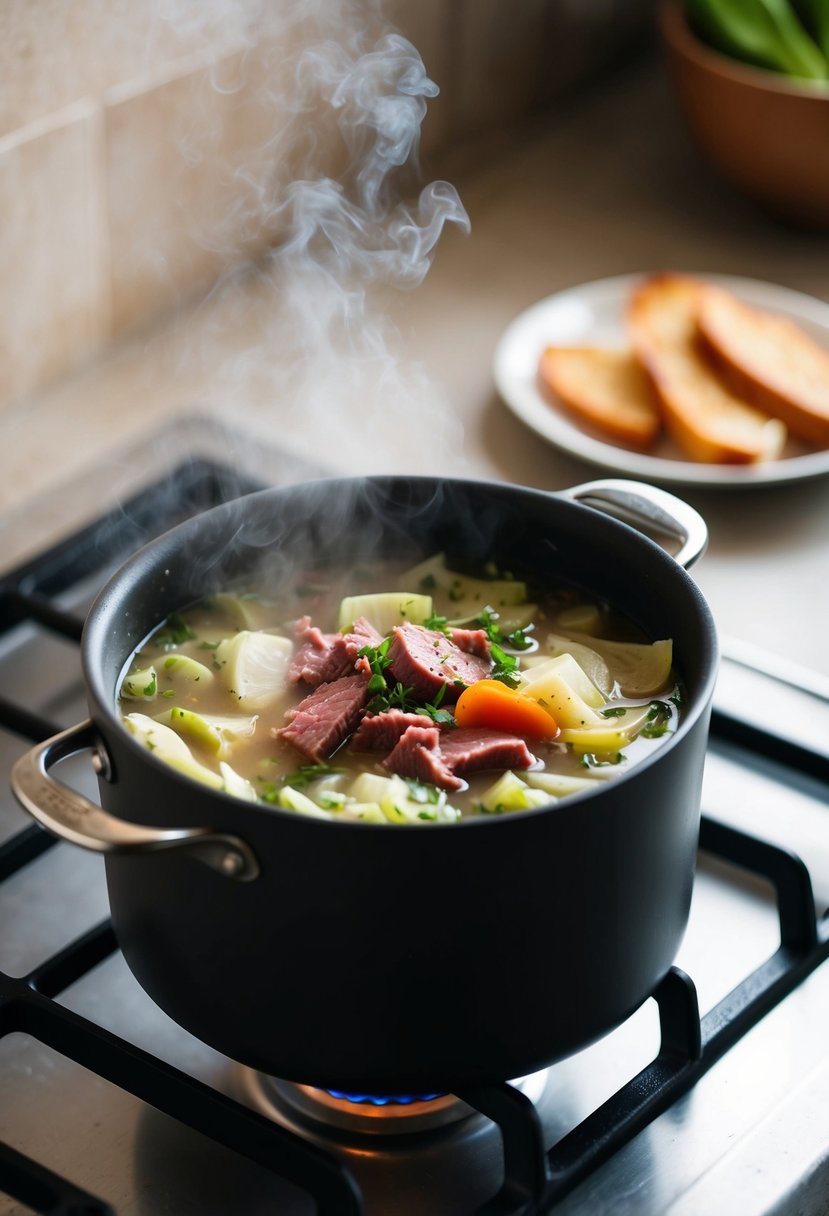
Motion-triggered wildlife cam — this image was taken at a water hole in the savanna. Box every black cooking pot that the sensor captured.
[12,477,717,1092]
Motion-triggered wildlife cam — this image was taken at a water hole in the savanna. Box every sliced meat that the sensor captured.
[348,616,384,648]
[275,674,369,762]
[289,615,383,687]
[439,728,535,776]
[348,616,385,678]
[382,724,463,791]
[448,627,491,659]
[387,623,492,703]
[350,709,427,753]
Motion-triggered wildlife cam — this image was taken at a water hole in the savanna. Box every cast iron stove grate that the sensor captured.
[1,462,828,1216]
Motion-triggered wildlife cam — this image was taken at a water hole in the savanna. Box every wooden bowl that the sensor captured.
[660,0,829,229]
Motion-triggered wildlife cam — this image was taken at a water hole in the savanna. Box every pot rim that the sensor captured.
[82,474,719,831]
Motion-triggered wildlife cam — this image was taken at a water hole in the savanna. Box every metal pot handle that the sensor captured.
[10,720,260,882]
[558,479,708,570]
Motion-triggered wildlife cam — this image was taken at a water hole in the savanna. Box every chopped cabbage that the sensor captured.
[215,630,293,710]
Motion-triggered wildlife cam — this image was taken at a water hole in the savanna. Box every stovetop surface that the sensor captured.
[1,424,828,1216]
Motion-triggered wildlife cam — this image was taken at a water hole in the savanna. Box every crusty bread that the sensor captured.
[697,287,829,448]
[538,346,661,449]
[628,274,787,465]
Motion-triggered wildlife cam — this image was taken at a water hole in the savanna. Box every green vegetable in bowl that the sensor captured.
[797,0,829,56]
[684,0,829,81]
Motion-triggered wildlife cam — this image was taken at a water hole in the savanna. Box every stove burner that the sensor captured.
[238,1073,472,1136]
[237,1070,549,1139]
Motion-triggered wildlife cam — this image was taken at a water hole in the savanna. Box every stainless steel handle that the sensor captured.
[559,479,708,570]
[11,720,260,882]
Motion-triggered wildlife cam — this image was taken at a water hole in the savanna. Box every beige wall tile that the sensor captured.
[0,0,252,139]
[105,47,289,336]
[0,103,108,406]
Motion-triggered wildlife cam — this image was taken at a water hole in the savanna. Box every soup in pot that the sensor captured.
[117,554,680,823]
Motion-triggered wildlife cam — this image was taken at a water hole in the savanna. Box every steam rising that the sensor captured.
[202,3,470,471]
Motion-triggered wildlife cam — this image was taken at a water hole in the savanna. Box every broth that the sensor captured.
[117,555,679,823]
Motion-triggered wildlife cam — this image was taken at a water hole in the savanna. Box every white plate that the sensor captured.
[493,273,829,488]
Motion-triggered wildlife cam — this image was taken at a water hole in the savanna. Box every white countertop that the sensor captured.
[2,61,828,679]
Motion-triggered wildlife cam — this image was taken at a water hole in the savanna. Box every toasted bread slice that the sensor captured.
[628,274,787,464]
[538,346,661,449]
[697,287,829,448]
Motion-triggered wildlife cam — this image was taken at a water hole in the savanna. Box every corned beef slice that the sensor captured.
[350,709,427,753]
[289,615,383,687]
[382,722,534,791]
[382,724,463,791]
[439,728,535,775]
[387,623,492,703]
[448,627,491,658]
[276,674,369,761]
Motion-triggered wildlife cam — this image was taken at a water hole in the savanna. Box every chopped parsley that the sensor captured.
[257,763,343,802]
[416,683,455,726]
[640,700,673,739]
[600,706,628,718]
[423,612,450,633]
[153,613,197,649]
[359,640,456,722]
[476,607,533,652]
[489,641,521,689]
[358,638,392,689]
[580,752,627,768]
[404,779,441,805]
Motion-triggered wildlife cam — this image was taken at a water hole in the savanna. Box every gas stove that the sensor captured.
[1,420,828,1215]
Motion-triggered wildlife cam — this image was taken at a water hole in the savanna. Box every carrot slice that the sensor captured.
[454,680,559,738]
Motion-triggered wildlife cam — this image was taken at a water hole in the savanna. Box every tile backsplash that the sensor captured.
[0,0,653,410]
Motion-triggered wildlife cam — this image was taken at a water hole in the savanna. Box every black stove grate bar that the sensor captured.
[27,921,118,1001]
[0,698,61,745]
[0,590,84,644]
[455,1082,549,1215]
[0,461,263,605]
[700,817,818,950]
[711,706,829,782]
[0,969,362,1216]
[0,1140,113,1216]
[0,824,56,882]
[518,816,829,1214]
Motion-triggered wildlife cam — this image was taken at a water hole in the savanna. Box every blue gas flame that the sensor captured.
[325,1089,445,1106]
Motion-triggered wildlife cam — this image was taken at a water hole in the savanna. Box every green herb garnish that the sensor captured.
[423,612,450,634]
[257,764,343,803]
[476,607,533,652]
[405,779,441,805]
[580,752,627,768]
[416,683,456,726]
[154,612,197,649]
[489,641,521,689]
[640,700,673,739]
